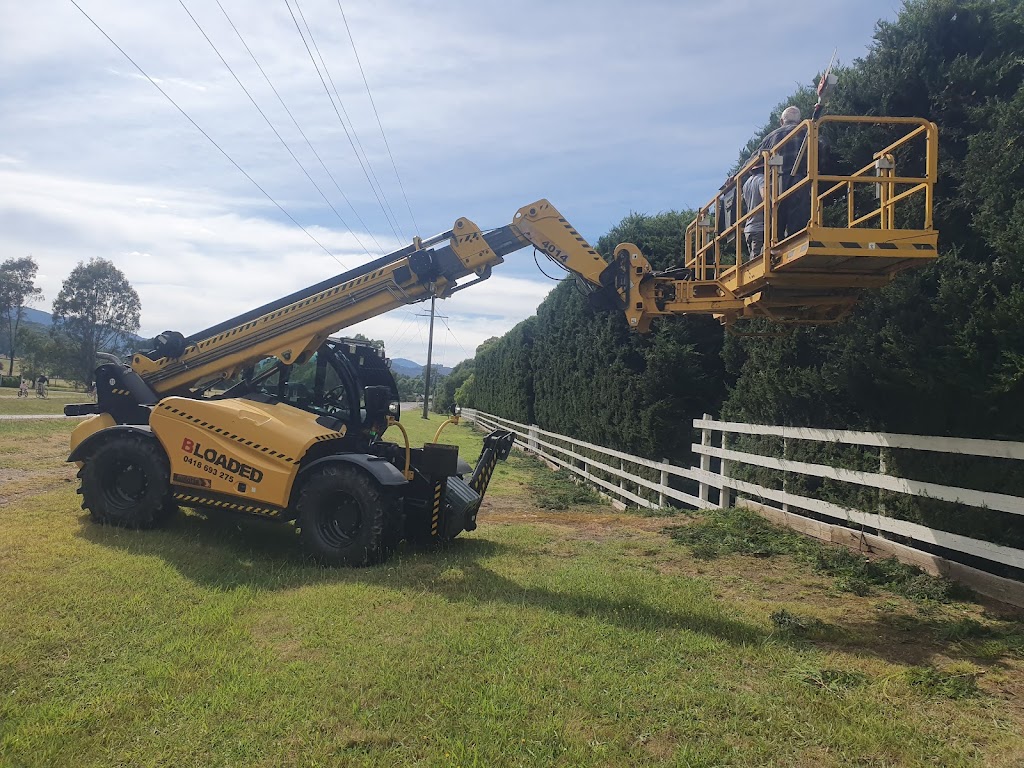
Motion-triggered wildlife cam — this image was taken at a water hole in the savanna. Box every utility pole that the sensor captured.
[421,291,436,419]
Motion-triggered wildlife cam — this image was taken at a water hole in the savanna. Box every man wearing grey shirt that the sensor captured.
[742,165,766,261]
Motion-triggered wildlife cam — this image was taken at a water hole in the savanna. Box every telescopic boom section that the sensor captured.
[130,200,619,396]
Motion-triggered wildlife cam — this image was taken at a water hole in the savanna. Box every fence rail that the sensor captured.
[462,409,712,510]
[462,408,1024,605]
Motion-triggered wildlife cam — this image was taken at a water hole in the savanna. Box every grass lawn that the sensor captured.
[0,390,89,417]
[1,414,1023,766]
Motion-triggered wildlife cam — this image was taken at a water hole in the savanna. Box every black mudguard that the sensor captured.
[67,424,155,463]
[300,454,408,487]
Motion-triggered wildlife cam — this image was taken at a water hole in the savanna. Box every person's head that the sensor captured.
[780,106,801,125]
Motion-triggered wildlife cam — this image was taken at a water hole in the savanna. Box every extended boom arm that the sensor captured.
[131,200,630,396]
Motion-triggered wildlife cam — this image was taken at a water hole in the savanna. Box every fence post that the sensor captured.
[528,424,538,453]
[782,435,789,514]
[699,413,712,503]
[720,430,733,508]
[659,459,668,508]
[878,447,887,517]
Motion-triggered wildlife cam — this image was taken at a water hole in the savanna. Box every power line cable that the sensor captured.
[215,0,386,255]
[437,315,471,359]
[336,1,420,236]
[284,0,404,242]
[383,309,412,348]
[178,0,370,263]
[293,0,404,242]
[390,319,417,355]
[387,309,422,354]
[67,0,342,262]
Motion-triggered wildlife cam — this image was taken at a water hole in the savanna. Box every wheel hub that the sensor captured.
[317,491,362,547]
[104,461,147,506]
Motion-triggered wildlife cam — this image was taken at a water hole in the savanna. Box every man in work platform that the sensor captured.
[742,162,766,261]
[755,106,811,240]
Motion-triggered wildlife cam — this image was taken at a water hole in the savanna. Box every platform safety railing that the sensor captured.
[684,116,938,285]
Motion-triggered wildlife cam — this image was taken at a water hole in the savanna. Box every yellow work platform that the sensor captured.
[675,115,939,327]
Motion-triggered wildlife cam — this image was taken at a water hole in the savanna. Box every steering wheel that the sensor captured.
[324,384,348,403]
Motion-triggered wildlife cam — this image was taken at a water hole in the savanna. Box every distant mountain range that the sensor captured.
[19,307,145,344]
[390,358,452,378]
[22,307,52,327]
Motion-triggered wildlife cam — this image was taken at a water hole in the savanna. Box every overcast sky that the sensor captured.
[0,0,901,366]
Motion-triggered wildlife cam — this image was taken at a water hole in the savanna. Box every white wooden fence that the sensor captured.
[462,409,714,512]
[463,408,1024,606]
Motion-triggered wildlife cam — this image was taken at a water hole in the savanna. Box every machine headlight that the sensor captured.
[388,401,401,418]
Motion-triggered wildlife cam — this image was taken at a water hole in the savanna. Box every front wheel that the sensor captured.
[79,433,175,529]
[295,464,400,567]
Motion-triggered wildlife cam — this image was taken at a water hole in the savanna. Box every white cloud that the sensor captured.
[0,168,388,328]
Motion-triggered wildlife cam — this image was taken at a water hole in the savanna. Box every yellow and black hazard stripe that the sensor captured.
[806,240,936,252]
[556,217,602,259]
[470,455,498,495]
[430,481,443,537]
[172,491,282,518]
[157,403,298,463]
[139,266,394,384]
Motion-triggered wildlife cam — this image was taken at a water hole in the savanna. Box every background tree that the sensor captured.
[434,357,477,413]
[17,325,76,382]
[393,372,424,401]
[350,333,385,350]
[0,256,43,376]
[52,258,141,386]
[454,373,476,407]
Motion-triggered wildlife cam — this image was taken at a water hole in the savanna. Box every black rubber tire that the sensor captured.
[295,463,400,567]
[78,433,175,529]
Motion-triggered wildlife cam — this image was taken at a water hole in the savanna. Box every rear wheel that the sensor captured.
[296,464,399,566]
[79,434,175,529]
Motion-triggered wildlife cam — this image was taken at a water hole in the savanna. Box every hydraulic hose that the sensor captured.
[432,414,461,443]
[386,416,414,480]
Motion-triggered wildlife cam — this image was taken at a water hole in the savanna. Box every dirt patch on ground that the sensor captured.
[0,421,81,506]
[479,495,673,535]
[249,614,324,664]
[0,465,78,507]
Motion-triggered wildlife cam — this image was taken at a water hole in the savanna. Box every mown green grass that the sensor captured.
[0,391,87,417]
[2,419,1024,766]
